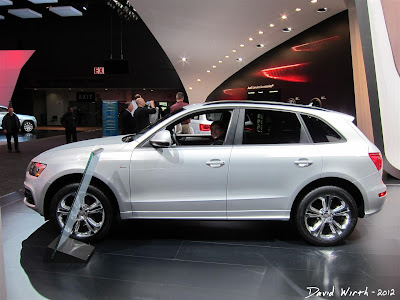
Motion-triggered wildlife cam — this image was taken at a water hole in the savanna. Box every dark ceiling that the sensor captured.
[0,0,183,90]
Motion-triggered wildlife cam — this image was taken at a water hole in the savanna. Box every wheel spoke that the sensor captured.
[305,212,321,219]
[328,223,337,235]
[84,219,96,234]
[316,220,326,237]
[87,217,102,232]
[308,206,321,215]
[332,219,344,232]
[332,203,348,214]
[88,201,103,214]
[73,220,82,235]
[320,196,328,211]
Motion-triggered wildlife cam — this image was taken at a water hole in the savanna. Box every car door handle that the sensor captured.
[294,159,313,167]
[206,159,225,168]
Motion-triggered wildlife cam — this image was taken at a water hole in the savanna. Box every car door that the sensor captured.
[0,106,7,128]
[227,108,322,219]
[129,108,238,219]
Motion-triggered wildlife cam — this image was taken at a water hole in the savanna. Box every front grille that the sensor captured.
[24,189,35,206]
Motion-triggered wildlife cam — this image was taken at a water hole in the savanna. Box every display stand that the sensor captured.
[49,148,103,262]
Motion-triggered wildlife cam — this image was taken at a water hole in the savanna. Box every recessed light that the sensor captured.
[259,30,263,34]
[296,8,301,12]
[240,44,244,47]
[212,65,216,68]
[237,58,243,62]
[270,24,274,27]
[281,14,287,19]
[181,57,187,62]
[257,44,265,48]
[317,8,328,13]
[232,49,237,52]
[189,87,193,90]
[282,27,292,32]
[197,79,201,82]
[249,37,253,41]
[218,60,223,63]
[207,70,211,73]
[225,55,229,58]
[311,0,317,3]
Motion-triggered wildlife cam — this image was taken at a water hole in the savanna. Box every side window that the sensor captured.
[243,109,301,144]
[0,107,8,113]
[169,109,233,146]
[301,114,343,143]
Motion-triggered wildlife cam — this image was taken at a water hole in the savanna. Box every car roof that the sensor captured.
[182,100,354,121]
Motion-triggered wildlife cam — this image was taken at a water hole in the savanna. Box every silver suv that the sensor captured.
[24,101,386,246]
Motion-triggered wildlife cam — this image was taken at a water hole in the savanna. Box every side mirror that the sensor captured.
[149,130,172,148]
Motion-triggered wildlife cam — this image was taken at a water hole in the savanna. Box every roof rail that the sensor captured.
[203,100,329,111]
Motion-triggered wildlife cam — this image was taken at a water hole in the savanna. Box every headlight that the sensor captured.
[28,162,47,177]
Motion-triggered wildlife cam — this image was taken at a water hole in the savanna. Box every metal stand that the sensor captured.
[48,236,94,262]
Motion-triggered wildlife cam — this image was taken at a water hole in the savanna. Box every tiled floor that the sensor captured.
[1,184,400,300]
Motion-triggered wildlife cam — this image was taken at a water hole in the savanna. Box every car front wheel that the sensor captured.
[22,120,34,133]
[295,186,358,246]
[49,183,113,242]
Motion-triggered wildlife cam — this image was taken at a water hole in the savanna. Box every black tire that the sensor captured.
[49,183,113,242]
[22,120,34,133]
[295,186,358,246]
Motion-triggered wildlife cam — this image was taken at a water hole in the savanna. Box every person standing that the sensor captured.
[61,106,78,143]
[1,106,21,153]
[120,102,136,134]
[170,92,191,134]
[134,98,156,132]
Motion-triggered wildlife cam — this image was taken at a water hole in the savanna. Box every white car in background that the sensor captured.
[0,105,37,133]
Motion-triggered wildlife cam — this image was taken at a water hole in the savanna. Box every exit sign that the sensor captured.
[94,67,105,74]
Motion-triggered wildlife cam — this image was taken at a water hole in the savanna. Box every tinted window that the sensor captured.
[301,114,342,143]
[243,109,301,144]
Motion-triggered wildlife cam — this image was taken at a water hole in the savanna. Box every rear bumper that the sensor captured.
[356,173,387,216]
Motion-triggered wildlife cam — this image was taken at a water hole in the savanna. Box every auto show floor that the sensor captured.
[1,183,400,300]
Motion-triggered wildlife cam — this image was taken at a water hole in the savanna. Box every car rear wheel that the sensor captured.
[295,186,358,246]
[22,120,34,133]
[49,183,113,242]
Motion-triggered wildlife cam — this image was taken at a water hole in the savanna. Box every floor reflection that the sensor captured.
[0,130,64,144]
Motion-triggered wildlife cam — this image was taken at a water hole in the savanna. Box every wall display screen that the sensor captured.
[207,12,355,117]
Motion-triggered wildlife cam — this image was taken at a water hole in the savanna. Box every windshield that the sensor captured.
[122,107,185,142]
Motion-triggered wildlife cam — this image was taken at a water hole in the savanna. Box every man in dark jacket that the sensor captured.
[134,98,156,133]
[1,106,21,153]
[120,102,136,134]
[61,106,78,143]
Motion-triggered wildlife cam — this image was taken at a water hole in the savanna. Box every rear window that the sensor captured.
[301,114,343,143]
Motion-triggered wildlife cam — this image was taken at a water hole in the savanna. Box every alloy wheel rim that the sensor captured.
[56,192,105,238]
[24,122,33,132]
[304,194,351,241]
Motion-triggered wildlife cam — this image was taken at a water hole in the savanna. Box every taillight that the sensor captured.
[369,152,383,171]
[379,191,387,197]
[200,124,210,131]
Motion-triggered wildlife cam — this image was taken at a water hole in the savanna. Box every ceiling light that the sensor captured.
[83,6,87,11]
[317,8,328,13]
[311,0,317,3]
[181,57,187,62]
[270,24,274,27]
[0,15,4,20]
[237,58,243,62]
[281,14,287,19]
[8,8,42,18]
[240,44,244,47]
[249,37,253,41]
[49,6,82,17]
[257,44,265,48]
[197,79,201,82]
[225,55,229,58]
[232,49,237,52]
[189,87,193,90]
[0,0,12,6]
[282,27,292,32]
[218,60,222,63]
[207,70,211,73]
[212,65,216,68]
[296,8,301,12]
[259,30,263,34]
[28,0,58,3]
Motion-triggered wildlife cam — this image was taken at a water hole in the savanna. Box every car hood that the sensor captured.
[33,135,133,161]
[16,113,35,120]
